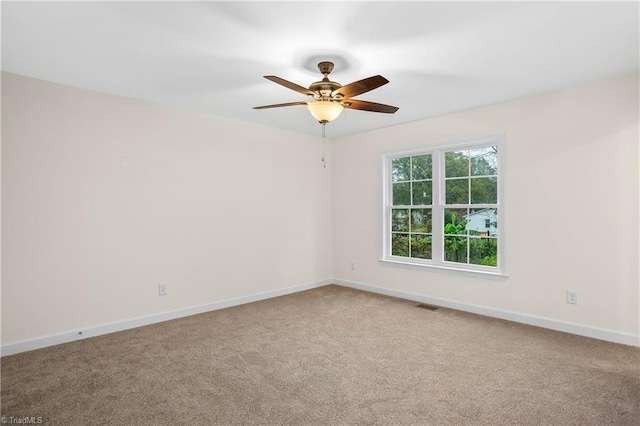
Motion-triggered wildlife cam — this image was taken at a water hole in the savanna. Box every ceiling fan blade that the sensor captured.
[344,99,399,114]
[253,101,308,110]
[333,75,389,98]
[264,76,315,97]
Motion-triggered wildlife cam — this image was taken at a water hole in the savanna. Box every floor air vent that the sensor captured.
[417,303,439,311]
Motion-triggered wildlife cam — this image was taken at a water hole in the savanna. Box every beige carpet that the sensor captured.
[1,285,639,425]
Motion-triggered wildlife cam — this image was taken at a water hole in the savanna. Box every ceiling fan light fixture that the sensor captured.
[307,101,344,123]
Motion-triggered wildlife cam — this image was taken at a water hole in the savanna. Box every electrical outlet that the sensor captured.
[159,283,168,296]
[350,261,356,270]
[566,290,578,305]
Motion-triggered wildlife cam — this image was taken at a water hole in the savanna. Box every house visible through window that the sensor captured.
[382,137,504,276]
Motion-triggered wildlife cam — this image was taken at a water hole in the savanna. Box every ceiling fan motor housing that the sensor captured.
[309,62,342,100]
[309,80,342,100]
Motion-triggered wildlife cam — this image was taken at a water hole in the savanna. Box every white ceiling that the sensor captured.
[2,1,638,138]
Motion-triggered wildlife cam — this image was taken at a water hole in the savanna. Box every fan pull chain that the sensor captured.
[321,123,326,168]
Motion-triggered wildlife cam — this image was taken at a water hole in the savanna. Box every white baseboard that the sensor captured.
[334,279,640,347]
[4,277,638,356]
[1,279,333,357]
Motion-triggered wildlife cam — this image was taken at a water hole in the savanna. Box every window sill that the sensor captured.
[378,259,509,281]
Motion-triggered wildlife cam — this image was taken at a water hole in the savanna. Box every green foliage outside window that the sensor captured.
[443,212,497,266]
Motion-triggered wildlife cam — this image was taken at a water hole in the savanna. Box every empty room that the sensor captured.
[1,1,639,425]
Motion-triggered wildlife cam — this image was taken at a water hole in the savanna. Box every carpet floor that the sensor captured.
[1,285,639,425]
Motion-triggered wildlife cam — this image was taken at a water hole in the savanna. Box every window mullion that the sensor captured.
[432,148,444,263]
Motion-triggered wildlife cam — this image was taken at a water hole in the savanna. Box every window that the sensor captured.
[382,137,504,276]
[389,154,433,259]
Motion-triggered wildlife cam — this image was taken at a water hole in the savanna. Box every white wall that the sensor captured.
[1,72,334,345]
[2,72,638,350]
[333,74,639,338]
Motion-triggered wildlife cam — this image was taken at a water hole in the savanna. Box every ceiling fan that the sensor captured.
[253,61,399,124]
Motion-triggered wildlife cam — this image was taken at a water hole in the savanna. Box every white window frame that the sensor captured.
[380,135,507,278]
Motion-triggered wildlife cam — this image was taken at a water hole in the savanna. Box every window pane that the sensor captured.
[445,150,469,177]
[391,233,410,257]
[411,208,432,233]
[444,208,468,235]
[391,209,409,232]
[470,237,498,266]
[470,177,497,204]
[468,208,497,237]
[412,181,432,205]
[445,179,468,204]
[470,146,497,176]
[444,236,468,263]
[411,235,432,259]
[393,182,411,205]
[392,157,410,182]
[411,154,432,180]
